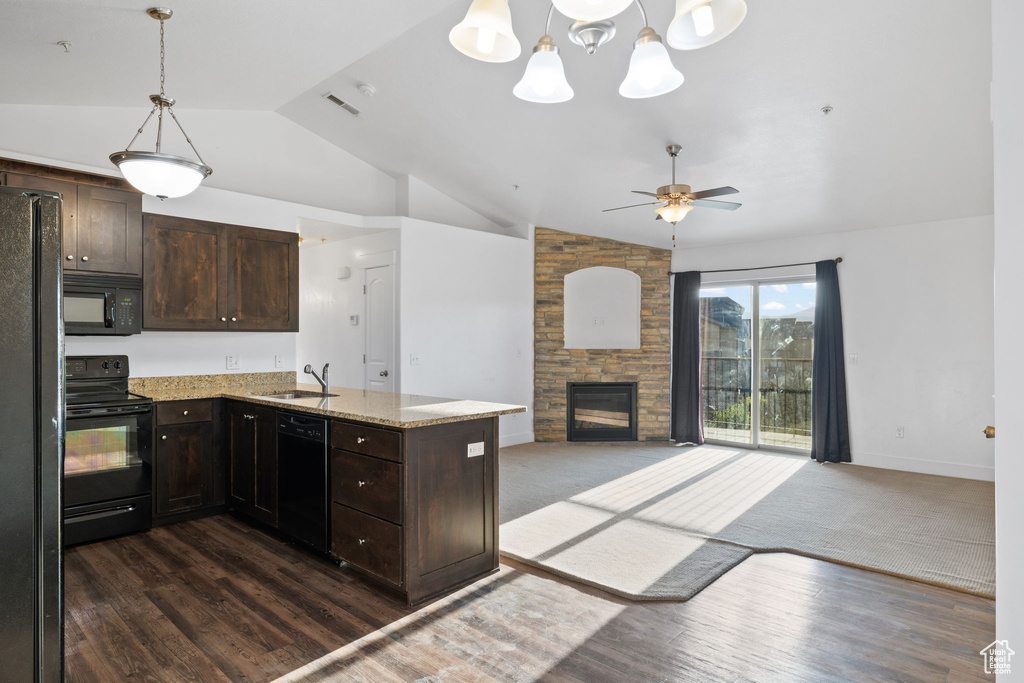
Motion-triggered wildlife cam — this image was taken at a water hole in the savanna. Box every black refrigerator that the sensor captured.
[0,186,64,681]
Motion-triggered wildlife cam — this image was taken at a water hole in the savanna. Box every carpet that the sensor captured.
[499,442,995,601]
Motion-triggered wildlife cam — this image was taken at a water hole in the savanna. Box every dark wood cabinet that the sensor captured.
[143,214,299,332]
[153,399,223,521]
[227,402,278,527]
[4,171,141,275]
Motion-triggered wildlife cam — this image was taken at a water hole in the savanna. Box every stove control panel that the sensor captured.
[65,355,130,380]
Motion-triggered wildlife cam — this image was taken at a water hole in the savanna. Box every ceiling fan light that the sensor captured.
[449,0,521,63]
[619,29,684,99]
[667,0,748,50]
[552,0,634,22]
[656,201,694,224]
[513,37,574,103]
[109,151,211,199]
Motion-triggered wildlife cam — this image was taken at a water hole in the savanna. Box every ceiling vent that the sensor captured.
[323,92,360,116]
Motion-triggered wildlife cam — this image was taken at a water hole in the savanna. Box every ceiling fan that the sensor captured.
[603,144,741,225]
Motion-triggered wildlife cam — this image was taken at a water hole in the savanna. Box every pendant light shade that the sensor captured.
[551,0,634,22]
[449,0,521,63]
[655,200,693,224]
[109,8,212,200]
[513,36,574,103]
[619,27,684,99]
[667,0,748,50]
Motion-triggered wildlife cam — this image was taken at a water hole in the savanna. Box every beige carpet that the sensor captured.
[499,442,995,601]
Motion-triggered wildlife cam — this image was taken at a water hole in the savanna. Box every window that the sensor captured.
[700,279,815,451]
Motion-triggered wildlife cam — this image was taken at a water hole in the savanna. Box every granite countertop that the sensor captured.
[130,374,526,429]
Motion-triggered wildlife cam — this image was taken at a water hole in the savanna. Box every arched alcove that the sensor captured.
[564,266,641,349]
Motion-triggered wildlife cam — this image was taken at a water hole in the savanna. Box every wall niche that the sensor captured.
[563,266,641,349]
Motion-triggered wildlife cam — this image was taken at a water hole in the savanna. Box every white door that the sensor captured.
[364,265,396,392]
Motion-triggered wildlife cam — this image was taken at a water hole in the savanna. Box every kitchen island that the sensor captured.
[133,373,526,605]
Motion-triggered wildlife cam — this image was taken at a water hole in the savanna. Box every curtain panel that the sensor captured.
[811,260,852,463]
[670,271,704,445]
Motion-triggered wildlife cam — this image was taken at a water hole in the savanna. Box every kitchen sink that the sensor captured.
[260,390,338,400]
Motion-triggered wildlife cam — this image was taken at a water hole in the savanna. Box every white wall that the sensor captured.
[297,231,400,389]
[673,215,995,481]
[993,0,1024,666]
[399,219,535,447]
[396,175,508,236]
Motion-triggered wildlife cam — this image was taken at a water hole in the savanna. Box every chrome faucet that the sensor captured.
[303,363,330,394]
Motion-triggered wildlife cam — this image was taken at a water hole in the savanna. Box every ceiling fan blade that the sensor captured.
[686,186,739,200]
[690,199,742,210]
[631,190,660,198]
[602,201,663,212]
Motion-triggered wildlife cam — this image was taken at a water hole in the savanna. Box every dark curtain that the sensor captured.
[670,271,704,445]
[811,260,852,463]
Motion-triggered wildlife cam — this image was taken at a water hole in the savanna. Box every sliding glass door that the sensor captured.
[700,279,815,452]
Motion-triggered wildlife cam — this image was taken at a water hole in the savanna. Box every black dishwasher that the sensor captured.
[277,412,329,552]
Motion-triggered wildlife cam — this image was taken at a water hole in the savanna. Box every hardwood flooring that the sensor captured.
[64,514,995,682]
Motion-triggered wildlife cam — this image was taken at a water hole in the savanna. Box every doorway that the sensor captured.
[364,264,396,392]
[700,279,815,452]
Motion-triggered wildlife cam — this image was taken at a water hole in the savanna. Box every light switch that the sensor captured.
[467,442,485,457]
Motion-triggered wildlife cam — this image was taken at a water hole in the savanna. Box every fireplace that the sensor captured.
[566,382,638,441]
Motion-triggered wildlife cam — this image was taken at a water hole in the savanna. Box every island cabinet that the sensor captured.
[2,168,142,276]
[227,401,278,527]
[142,213,299,332]
[153,399,224,522]
[330,416,499,605]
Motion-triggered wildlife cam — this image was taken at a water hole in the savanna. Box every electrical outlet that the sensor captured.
[592,317,606,326]
[226,355,241,370]
[274,355,284,369]
[467,442,485,457]
[410,353,420,366]
[895,426,905,439]
[848,353,858,364]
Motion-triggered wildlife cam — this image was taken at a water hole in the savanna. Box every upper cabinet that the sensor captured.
[143,213,299,332]
[3,168,142,276]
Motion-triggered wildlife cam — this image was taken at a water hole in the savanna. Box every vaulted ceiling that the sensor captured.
[0,0,993,247]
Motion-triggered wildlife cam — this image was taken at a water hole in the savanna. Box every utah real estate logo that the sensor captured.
[980,640,1015,675]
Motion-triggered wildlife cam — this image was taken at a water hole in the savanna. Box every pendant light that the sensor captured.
[619,27,684,99]
[449,0,521,63]
[551,0,633,22]
[109,8,212,200]
[513,35,574,103]
[667,0,748,50]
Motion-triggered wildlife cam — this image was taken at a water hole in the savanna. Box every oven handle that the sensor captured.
[64,504,138,523]
[66,405,153,418]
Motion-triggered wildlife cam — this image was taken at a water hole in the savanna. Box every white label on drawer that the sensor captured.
[467,442,485,457]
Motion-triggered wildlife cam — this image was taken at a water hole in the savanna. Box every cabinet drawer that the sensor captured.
[156,400,213,425]
[331,421,402,462]
[332,503,402,586]
[331,449,402,523]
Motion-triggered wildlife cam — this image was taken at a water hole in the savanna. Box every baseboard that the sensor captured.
[853,451,994,482]
[499,431,534,448]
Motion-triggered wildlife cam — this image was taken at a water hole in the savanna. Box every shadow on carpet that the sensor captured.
[499,442,995,602]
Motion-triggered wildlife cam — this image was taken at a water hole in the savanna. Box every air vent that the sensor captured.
[323,92,360,116]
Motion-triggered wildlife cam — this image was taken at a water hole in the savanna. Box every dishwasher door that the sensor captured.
[277,413,328,552]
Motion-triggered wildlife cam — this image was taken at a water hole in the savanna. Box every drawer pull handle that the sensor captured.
[357,538,367,545]
[183,410,189,416]
[357,480,371,487]
[356,437,366,444]
[161,435,167,440]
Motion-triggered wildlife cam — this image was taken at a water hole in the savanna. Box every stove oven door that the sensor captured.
[63,405,153,508]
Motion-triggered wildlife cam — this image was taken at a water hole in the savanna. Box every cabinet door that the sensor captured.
[251,412,278,527]
[227,403,255,511]
[4,173,78,267]
[155,421,214,515]
[143,214,228,330]
[76,185,142,275]
[226,226,299,332]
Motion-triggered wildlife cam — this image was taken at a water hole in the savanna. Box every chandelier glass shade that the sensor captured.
[109,8,212,200]
[448,0,522,63]
[513,36,574,103]
[667,0,748,50]
[619,28,684,98]
[551,0,634,22]
[655,199,694,224]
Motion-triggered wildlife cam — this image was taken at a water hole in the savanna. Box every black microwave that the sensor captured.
[63,274,142,336]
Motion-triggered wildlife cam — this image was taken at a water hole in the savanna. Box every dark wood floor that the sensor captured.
[64,514,995,682]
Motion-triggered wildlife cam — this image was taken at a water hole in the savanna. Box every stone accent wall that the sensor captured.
[534,227,672,442]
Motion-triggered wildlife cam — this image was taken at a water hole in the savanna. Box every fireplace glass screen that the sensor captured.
[567,382,638,441]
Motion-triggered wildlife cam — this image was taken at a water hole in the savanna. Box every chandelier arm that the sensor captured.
[544,3,555,35]
[166,107,209,166]
[634,0,649,27]
[123,105,159,151]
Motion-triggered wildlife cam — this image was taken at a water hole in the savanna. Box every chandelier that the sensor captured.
[109,7,212,199]
[449,0,748,103]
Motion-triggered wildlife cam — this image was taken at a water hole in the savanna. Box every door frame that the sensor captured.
[360,250,398,392]
[700,275,815,455]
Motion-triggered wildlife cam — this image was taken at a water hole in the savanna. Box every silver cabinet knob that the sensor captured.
[357,538,366,545]
[356,436,366,444]
[379,370,389,377]
[66,255,74,261]
[183,410,189,416]
[161,435,167,440]
[81,256,89,262]
[231,317,237,322]
[220,317,227,322]
[357,480,370,487]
